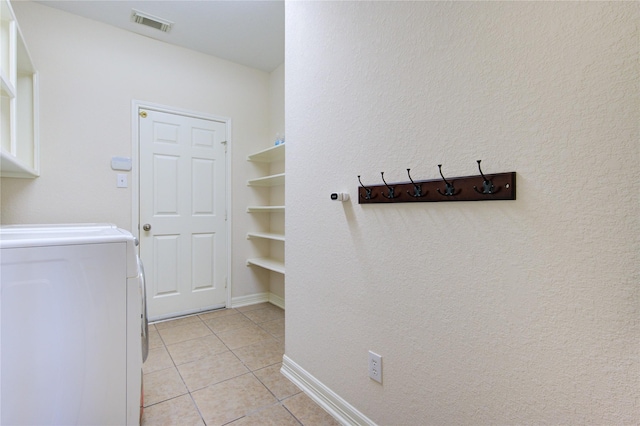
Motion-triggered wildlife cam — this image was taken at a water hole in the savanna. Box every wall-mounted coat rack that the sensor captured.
[358,161,516,204]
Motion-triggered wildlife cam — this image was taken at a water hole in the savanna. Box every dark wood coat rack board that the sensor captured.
[358,162,516,204]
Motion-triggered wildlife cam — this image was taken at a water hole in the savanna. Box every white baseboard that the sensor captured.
[269,293,285,310]
[281,355,377,426]
[231,292,269,308]
[231,292,285,310]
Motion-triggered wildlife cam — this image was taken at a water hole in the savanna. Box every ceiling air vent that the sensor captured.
[131,9,173,33]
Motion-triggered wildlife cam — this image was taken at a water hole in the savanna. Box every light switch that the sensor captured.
[117,174,128,188]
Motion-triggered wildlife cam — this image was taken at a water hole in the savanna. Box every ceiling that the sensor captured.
[34,0,284,72]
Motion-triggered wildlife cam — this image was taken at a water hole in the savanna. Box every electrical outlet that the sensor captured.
[368,351,382,383]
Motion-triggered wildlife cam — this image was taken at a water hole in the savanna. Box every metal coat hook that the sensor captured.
[436,164,458,196]
[358,175,376,200]
[473,160,499,195]
[380,172,397,199]
[406,168,425,198]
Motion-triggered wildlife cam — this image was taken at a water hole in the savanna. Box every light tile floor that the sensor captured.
[141,303,340,426]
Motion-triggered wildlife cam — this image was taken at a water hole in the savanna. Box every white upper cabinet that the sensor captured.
[1,0,39,178]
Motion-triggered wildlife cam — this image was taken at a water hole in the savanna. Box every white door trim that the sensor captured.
[131,100,233,310]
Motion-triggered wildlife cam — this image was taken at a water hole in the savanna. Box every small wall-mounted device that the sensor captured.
[116,174,128,188]
[330,192,349,201]
[111,156,132,171]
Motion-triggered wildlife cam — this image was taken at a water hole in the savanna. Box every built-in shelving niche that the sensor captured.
[1,0,39,178]
[246,143,285,276]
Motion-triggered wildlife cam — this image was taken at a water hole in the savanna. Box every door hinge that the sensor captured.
[221,140,227,153]
[225,277,228,289]
[139,110,147,118]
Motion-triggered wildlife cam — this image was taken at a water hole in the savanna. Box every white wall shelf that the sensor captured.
[1,72,15,98]
[246,257,285,274]
[246,205,285,213]
[246,143,285,279]
[247,232,285,242]
[0,0,39,178]
[1,146,38,177]
[247,143,285,163]
[247,173,285,187]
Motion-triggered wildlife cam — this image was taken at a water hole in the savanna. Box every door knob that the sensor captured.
[143,224,151,231]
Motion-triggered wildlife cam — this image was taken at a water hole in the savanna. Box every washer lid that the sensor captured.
[0,223,135,249]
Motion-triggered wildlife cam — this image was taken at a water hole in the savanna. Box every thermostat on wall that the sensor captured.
[111,156,132,171]
[331,192,349,201]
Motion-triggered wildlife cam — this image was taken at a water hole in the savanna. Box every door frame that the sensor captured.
[131,100,233,310]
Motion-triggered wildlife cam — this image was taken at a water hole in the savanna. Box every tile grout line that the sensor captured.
[235,306,305,424]
[143,305,294,425]
[204,306,286,425]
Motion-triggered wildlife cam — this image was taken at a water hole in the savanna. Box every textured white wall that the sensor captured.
[1,1,273,299]
[269,63,285,300]
[285,2,638,424]
[270,63,285,140]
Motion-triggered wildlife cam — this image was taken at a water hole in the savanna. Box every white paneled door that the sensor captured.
[138,108,228,320]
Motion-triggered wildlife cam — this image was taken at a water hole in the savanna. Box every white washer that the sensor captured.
[0,224,145,425]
